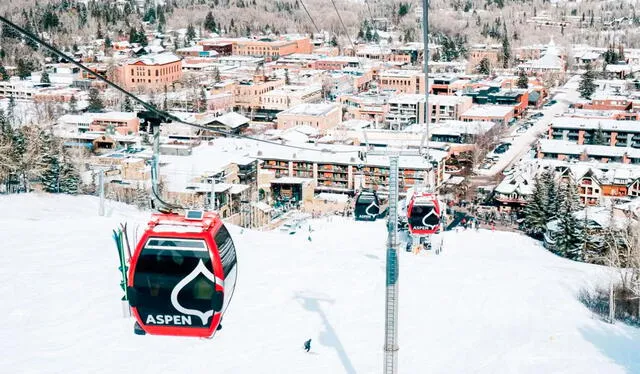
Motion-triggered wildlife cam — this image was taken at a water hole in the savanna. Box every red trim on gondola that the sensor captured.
[407,192,442,236]
[127,212,227,338]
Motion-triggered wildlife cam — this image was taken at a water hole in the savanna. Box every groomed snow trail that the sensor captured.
[1,194,639,373]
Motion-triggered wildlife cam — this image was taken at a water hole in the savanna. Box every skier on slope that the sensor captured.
[304,339,312,352]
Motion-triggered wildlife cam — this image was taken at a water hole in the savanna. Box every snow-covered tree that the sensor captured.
[523,174,548,237]
[40,133,61,193]
[476,57,491,75]
[40,70,51,84]
[579,63,597,99]
[69,95,78,114]
[135,186,149,209]
[554,179,583,259]
[517,70,528,89]
[59,161,80,195]
[121,96,133,112]
[87,88,104,113]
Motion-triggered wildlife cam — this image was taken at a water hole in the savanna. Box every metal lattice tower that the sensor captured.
[383,155,400,374]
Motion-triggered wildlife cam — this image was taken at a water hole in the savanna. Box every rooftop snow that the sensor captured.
[278,103,338,117]
[462,105,514,118]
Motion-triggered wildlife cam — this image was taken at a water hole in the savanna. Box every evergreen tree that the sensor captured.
[40,70,51,84]
[501,24,510,68]
[284,69,291,85]
[128,27,138,43]
[517,70,528,89]
[186,24,196,43]
[554,179,583,260]
[213,67,221,83]
[138,28,148,46]
[7,94,16,126]
[0,64,9,81]
[69,95,78,114]
[16,59,34,80]
[523,174,549,238]
[163,85,168,111]
[135,186,149,209]
[105,36,112,49]
[204,11,217,32]
[593,124,606,145]
[121,96,133,112]
[476,57,491,75]
[59,161,80,195]
[541,170,558,221]
[40,132,61,193]
[579,62,597,99]
[87,88,104,113]
[197,87,207,113]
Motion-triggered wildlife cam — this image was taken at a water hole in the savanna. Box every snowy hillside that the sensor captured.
[1,194,640,373]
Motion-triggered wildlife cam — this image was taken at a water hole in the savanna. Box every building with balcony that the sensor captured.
[537,139,640,164]
[547,117,640,148]
[386,94,425,129]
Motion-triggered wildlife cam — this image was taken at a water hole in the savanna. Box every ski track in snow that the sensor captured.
[1,194,640,373]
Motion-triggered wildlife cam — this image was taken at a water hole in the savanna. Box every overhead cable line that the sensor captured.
[0,15,357,154]
[298,0,321,35]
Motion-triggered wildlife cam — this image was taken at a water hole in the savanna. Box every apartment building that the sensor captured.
[314,57,361,70]
[463,87,529,117]
[386,94,426,129]
[233,36,312,58]
[260,84,322,111]
[460,105,515,125]
[256,146,448,195]
[548,117,640,148]
[467,44,501,72]
[428,95,473,122]
[234,74,285,110]
[537,139,640,164]
[378,69,427,94]
[572,94,632,111]
[117,53,182,92]
[340,92,390,122]
[276,103,341,131]
[89,112,140,135]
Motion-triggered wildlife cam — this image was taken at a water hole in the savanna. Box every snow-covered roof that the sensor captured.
[129,52,181,66]
[214,112,249,129]
[277,103,338,117]
[551,117,640,133]
[461,105,513,118]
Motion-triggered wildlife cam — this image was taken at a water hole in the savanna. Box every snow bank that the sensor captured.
[0,194,639,373]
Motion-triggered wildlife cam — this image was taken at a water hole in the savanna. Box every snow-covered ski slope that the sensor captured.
[1,194,640,373]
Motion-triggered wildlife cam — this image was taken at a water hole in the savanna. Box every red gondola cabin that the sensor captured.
[127,210,237,338]
[407,193,442,236]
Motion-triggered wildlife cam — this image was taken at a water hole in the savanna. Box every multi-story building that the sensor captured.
[117,53,182,92]
[233,36,312,58]
[276,103,341,131]
[428,95,473,123]
[340,92,390,122]
[89,112,140,135]
[260,84,322,111]
[386,94,426,129]
[234,74,285,111]
[572,94,632,111]
[256,146,449,195]
[467,44,501,72]
[463,87,529,117]
[548,117,640,148]
[537,139,640,164]
[314,57,361,70]
[378,69,427,94]
[460,105,515,125]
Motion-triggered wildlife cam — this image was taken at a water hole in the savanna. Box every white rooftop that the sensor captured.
[462,105,513,118]
[278,103,338,117]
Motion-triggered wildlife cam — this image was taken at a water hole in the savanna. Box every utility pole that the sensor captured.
[98,169,105,216]
[383,155,400,374]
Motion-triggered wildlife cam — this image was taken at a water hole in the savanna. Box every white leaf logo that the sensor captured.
[170,260,222,325]
[420,207,440,230]
[365,200,379,216]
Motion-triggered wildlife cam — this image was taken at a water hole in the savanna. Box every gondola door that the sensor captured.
[128,234,224,338]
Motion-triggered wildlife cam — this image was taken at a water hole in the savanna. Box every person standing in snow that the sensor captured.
[304,339,312,352]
